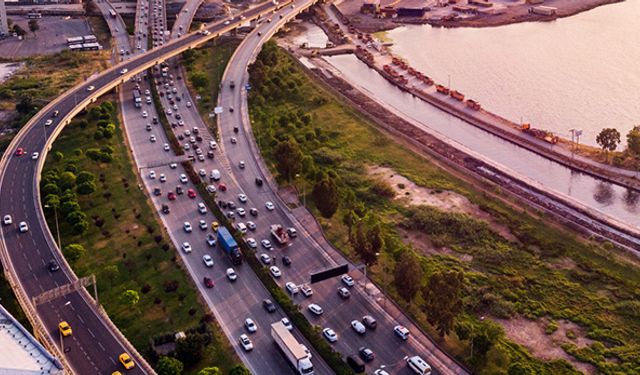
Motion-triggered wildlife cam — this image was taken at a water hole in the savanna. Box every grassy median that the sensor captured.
[247,41,640,374]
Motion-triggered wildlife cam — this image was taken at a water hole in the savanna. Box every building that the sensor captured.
[360,0,380,15]
[396,7,428,17]
[0,304,63,374]
[0,0,9,36]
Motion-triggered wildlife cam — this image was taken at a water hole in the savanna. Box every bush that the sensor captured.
[85,148,101,161]
[77,181,96,195]
[53,151,64,161]
[72,220,89,234]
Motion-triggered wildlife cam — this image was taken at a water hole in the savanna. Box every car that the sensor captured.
[203,254,214,267]
[287,227,298,238]
[209,140,218,149]
[282,256,292,266]
[246,238,257,248]
[186,101,192,108]
[359,347,375,363]
[255,177,263,186]
[183,143,190,151]
[18,221,28,233]
[227,201,236,209]
[300,284,313,297]
[149,135,156,142]
[207,150,214,159]
[199,219,207,230]
[170,163,177,169]
[338,287,351,299]
[153,187,161,196]
[206,185,217,193]
[239,161,245,169]
[374,369,390,375]
[351,320,366,335]
[2,215,12,225]
[226,268,237,281]
[206,233,216,246]
[281,317,293,331]
[163,143,170,151]
[199,169,206,177]
[218,183,227,192]
[149,170,157,179]
[285,282,299,295]
[142,111,148,118]
[226,211,235,219]
[188,189,196,199]
[183,222,192,232]
[166,109,172,115]
[48,259,59,272]
[14,148,25,156]
[181,242,192,253]
[262,299,276,313]
[179,174,188,183]
[342,274,355,287]
[198,202,207,214]
[261,239,272,249]
[260,253,271,264]
[159,174,166,183]
[162,204,170,214]
[239,334,253,351]
[265,201,274,211]
[362,315,377,330]
[246,207,257,217]
[238,193,248,203]
[204,277,214,288]
[269,266,281,278]
[230,137,237,144]
[236,207,246,217]
[246,221,257,231]
[394,325,410,340]
[211,221,219,231]
[146,124,152,131]
[118,353,135,369]
[58,321,72,336]
[244,318,257,333]
[86,85,95,92]
[323,328,337,343]
[308,303,323,315]
[120,68,128,75]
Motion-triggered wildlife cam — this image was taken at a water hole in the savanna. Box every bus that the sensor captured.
[27,12,42,19]
[67,36,84,46]
[108,9,117,18]
[82,35,97,43]
[132,89,142,108]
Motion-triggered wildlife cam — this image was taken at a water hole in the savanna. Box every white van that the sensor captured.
[209,140,217,150]
[210,169,221,181]
[236,222,247,234]
[406,356,432,375]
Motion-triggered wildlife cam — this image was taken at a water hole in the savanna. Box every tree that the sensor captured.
[53,151,64,161]
[59,171,77,190]
[76,171,96,185]
[28,19,39,36]
[63,244,85,264]
[312,177,339,218]
[228,365,251,375]
[42,183,60,196]
[120,290,140,306]
[596,128,621,160]
[422,270,464,336]
[102,265,119,286]
[197,368,221,375]
[66,211,87,225]
[13,24,26,38]
[394,251,423,302]
[190,72,209,89]
[44,194,60,209]
[471,321,502,358]
[76,181,96,195]
[156,356,184,375]
[15,94,34,114]
[72,220,89,234]
[60,201,80,216]
[627,126,640,155]
[274,139,303,181]
[175,334,205,365]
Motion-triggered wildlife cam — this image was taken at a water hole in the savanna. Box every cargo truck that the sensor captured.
[218,227,242,265]
[271,322,314,375]
[270,224,289,245]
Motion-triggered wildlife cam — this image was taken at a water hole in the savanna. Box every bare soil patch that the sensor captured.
[397,227,474,262]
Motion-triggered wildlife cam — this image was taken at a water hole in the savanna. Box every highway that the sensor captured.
[0,2,290,374]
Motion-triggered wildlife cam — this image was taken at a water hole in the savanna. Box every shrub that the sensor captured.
[163,280,179,293]
[77,181,96,195]
[72,220,89,234]
[53,151,64,161]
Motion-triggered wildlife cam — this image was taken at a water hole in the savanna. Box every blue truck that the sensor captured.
[218,227,242,265]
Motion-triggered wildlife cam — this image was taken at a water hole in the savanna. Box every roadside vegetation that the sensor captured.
[40,100,241,374]
[247,41,640,374]
[0,275,31,330]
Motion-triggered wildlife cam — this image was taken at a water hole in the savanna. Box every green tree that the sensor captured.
[197,367,221,375]
[63,244,85,264]
[15,94,34,114]
[596,128,621,161]
[42,183,59,196]
[312,177,339,218]
[274,139,303,181]
[102,265,119,286]
[44,194,60,209]
[471,321,502,358]
[53,151,64,161]
[60,201,80,216]
[156,356,184,375]
[175,334,205,365]
[508,362,536,375]
[76,181,96,195]
[394,251,423,302]
[59,171,77,190]
[422,270,464,337]
[66,211,87,225]
[28,19,39,36]
[627,125,640,155]
[72,220,89,234]
[120,290,140,306]
[76,171,96,184]
[190,72,209,89]
[228,365,251,375]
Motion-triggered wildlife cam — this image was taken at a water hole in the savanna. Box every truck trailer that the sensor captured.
[271,322,314,375]
[218,227,242,265]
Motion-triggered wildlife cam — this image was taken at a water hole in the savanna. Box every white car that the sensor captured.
[202,254,214,267]
[170,163,177,169]
[323,328,337,343]
[159,174,166,182]
[239,334,253,351]
[244,318,257,333]
[269,266,281,278]
[206,185,217,194]
[260,253,271,264]
[281,318,293,331]
[198,202,207,214]
[226,268,237,281]
[179,174,188,184]
[236,207,246,217]
[149,135,156,142]
[261,239,272,249]
[351,320,366,335]
[183,143,190,151]
[186,101,192,108]
[44,119,53,126]
[120,68,128,74]
[238,194,247,203]
[163,143,170,151]
[246,238,257,248]
[394,325,410,340]
[199,219,207,230]
[285,282,298,295]
[308,304,323,316]
[149,170,156,179]
[206,233,216,247]
[199,169,206,177]
[246,221,256,231]
[142,111,148,118]
[374,369,390,375]
[86,85,95,92]
[342,274,355,287]
[181,242,192,253]
[183,221,192,232]
[265,201,275,211]
[230,137,237,144]
[300,285,313,298]
[239,161,245,169]
[31,152,39,160]
[18,221,28,233]
[2,215,12,225]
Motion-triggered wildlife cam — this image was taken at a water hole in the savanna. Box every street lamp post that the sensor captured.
[44,204,61,249]
[295,173,306,207]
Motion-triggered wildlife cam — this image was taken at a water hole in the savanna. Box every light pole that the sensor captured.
[44,204,61,249]
[295,173,306,207]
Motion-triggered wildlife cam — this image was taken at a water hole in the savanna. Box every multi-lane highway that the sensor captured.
[0,2,291,374]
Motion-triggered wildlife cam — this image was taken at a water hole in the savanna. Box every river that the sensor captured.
[384,0,640,146]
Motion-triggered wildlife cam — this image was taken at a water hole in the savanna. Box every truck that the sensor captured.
[218,227,242,265]
[133,89,142,108]
[271,322,314,375]
[108,8,117,18]
[270,224,289,245]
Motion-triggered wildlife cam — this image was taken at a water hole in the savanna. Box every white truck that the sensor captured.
[270,224,289,245]
[271,322,314,375]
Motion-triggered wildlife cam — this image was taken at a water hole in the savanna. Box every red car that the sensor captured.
[203,277,214,288]
[218,183,227,192]
[168,192,176,200]
[187,189,196,199]
[15,148,25,156]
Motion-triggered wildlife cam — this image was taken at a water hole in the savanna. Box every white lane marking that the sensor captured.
[88,328,96,338]
[78,315,85,324]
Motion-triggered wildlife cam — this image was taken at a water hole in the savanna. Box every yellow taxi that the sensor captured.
[119,353,135,370]
[112,372,123,375]
[58,321,72,337]
[211,221,219,231]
